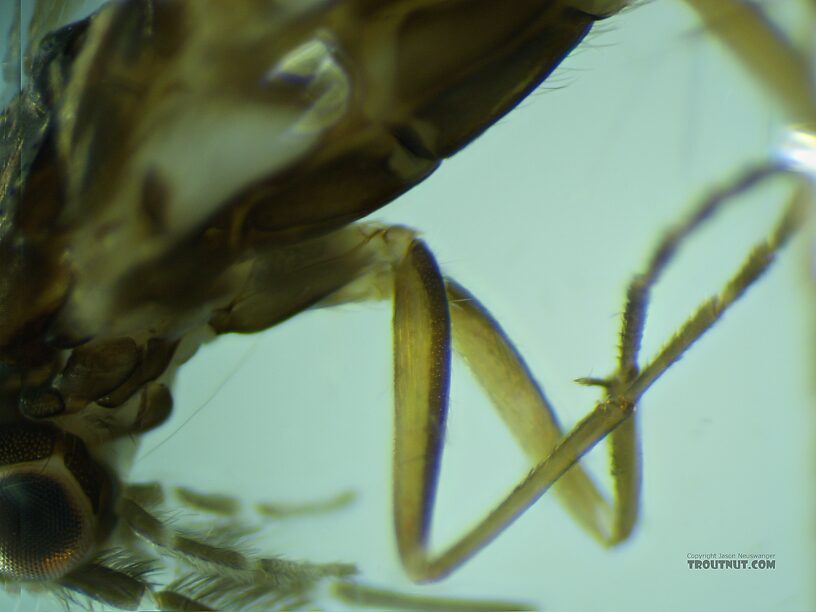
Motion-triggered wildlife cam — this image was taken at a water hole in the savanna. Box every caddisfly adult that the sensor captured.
[0,0,812,609]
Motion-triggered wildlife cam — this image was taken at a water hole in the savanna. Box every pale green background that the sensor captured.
[0,1,814,610]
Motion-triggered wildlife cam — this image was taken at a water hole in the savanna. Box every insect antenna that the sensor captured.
[116,495,356,610]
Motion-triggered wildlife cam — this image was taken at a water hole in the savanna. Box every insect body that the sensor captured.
[0,0,813,609]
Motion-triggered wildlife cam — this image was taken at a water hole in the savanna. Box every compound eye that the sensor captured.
[0,423,106,583]
[0,471,94,581]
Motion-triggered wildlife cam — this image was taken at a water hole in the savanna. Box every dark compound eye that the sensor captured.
[0,472,92,581]
[0,423,111,583]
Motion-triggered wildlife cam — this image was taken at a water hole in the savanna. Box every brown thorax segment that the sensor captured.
[6,0,602,347]
[0,0,608,429]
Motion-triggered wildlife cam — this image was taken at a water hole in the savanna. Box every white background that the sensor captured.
[3,1,815,611]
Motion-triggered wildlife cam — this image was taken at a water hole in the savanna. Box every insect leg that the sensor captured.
[680,0,816,130]
[388,165,808,582]
[211,160,805,584]
[203,222,610,579]
[390,237,617,582]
